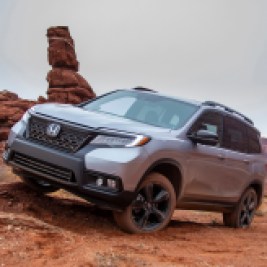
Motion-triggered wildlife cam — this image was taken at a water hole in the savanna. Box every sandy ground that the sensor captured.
[0,143,267,266]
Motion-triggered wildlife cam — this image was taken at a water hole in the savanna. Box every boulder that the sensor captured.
[0,128,9,141]
[47,26,78,71]
[0,90,19,101]
[48,39,79,71]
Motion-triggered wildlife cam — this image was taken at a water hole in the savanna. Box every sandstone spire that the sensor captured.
[46,26,96,104]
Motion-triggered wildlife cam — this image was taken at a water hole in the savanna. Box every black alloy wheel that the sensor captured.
[113,172,176,233]
[131,184,171,231]
[223,188,258,228]
[238,189,258,227]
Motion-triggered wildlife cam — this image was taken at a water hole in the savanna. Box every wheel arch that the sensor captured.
[136,159,183,201]
[248,180,263,207]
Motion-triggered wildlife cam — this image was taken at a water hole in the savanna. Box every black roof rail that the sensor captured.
[133,86,157,93]
[202,101,254,125]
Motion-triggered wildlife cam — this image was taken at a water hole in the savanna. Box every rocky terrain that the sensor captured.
[0,154,266,267]
[0,91,36,141]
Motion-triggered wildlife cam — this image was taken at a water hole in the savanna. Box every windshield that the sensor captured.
[82,90,199,130]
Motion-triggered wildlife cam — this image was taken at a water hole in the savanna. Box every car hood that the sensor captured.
[33,103,171,136]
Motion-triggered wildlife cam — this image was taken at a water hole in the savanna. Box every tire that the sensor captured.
[19,175,59,194]
[223,187,258,228]
[113,172,176,234]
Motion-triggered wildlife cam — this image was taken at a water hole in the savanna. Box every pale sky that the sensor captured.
[0,0,267,135]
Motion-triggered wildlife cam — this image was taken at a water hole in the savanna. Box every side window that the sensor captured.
[247,127,261,154]
[189,111,223,146]
[223,116,248,153]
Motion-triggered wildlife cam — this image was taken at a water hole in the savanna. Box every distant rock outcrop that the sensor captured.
[262,138,267,154]
[0,90,35,141]
[46,26,95,104]
[261,138,267,196]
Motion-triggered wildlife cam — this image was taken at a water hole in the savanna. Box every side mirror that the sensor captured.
[188,129,219,146]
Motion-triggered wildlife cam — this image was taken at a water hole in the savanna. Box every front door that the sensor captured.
[185,111,228,202]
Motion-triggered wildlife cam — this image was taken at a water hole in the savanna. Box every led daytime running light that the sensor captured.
[126,135,150,147]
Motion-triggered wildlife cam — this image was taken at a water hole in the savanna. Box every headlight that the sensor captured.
[21,106,35,123]
[90,134,150,147]
[21,111,30,123]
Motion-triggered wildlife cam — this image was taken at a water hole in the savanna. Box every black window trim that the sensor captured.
[222,114,249,154]
[188,109,262,154]
[246,125,262,154]
[187,109,224,147]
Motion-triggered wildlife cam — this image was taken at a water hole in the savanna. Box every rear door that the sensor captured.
[221,116,251,200]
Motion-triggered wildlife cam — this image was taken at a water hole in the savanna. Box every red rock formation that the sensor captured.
[262,138,267,154]
[261,138,267,196]
[46,26,95,104]
[0,90,35,141]
[0,141,4,153]
[0,26,96,142]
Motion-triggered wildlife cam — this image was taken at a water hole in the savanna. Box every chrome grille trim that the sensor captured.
[27,115,95,153]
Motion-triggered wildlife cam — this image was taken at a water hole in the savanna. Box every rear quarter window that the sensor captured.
[223,116,248,153]
[247,127,261,154]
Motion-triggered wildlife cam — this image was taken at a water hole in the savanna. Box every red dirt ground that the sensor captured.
[0,144,266,266]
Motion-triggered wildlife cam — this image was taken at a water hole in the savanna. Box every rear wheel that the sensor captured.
[113,172,176,233]
[19,175,59,194]
[223,188,258,228]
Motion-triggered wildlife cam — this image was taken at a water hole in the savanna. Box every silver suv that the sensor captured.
[3,87,266,233]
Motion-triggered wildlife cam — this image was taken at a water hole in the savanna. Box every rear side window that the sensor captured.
[223,116,248,153]
[247,127,261,154]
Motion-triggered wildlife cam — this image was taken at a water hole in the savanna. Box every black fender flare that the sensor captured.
[135,158,183,200]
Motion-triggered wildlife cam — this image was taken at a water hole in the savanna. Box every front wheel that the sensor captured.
[113,172,176,233]
[223,187,258,228]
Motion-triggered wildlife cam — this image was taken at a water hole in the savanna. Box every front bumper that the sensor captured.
[3,137,139,211]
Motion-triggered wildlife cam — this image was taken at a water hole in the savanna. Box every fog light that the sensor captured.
[96,177,104,187]
[107,179,117,189]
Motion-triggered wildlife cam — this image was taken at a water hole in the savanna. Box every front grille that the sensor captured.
[12,152,74,182]
[27,115,95,153]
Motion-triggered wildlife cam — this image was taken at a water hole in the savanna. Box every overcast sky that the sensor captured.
[0,0,267,135]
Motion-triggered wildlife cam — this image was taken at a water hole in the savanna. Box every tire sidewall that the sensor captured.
[114,172,176,234]
[232,187,258,228]
[236,188,258,228]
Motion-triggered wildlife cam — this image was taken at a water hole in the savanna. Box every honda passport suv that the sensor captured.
[3,87,266,233]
